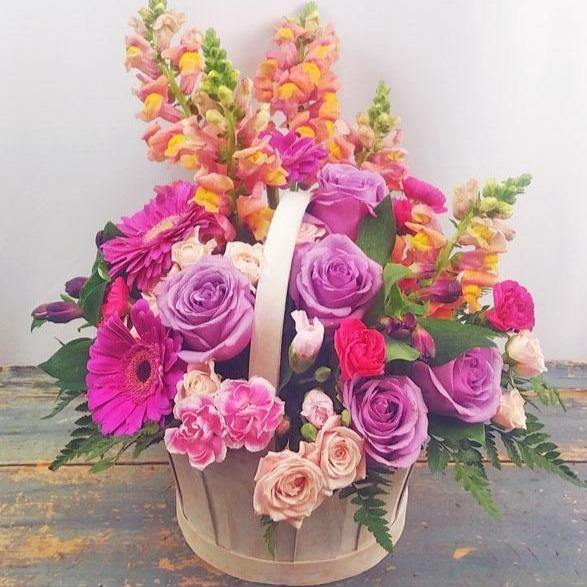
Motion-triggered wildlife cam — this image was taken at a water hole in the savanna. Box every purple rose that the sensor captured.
[411,347,503,423]
[156,256,254,363]
[342,376,428,468]
[289,234,383,330]
[308,163,387,239]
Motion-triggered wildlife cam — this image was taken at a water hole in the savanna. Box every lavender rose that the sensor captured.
[289,234,383,330]
[411,347,503,423]
[308,163,388,239]
[342,376,428,468]
[156,256,254,363]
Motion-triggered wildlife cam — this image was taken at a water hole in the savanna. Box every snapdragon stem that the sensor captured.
[157,59,192,118]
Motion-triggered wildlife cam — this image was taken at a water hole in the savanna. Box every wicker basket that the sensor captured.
[168,190,412,584]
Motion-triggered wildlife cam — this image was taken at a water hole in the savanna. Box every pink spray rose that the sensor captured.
[411,347,503,423]
[302,415,367,492]
[301,388,334,429]
[164,395,227,471]
[289,310,325,373]
[492,388,527,431]
[506,330,547,378]
[308,163,388,240]
[486,280,535,332]
[253,450,327,528]
[215,377,285,452]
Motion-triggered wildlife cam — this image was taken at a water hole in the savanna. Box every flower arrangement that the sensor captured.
[33,0,583,558]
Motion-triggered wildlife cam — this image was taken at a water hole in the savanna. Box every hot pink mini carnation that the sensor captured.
[215,377,285,452]
[87,300,184,436]
[164,395,227,470]
[486,280,535,332]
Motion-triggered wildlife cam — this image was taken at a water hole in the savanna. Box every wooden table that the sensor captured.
[1,364,585,587]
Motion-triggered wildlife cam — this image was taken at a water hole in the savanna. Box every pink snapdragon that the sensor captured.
[136,76,182,123]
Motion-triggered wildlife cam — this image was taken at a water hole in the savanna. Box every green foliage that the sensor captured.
[384,338,419,362]
[299,2,319,26]
[529,376,566,410]
[484,426,502,470]
[49,421,161,473]
[382,263,412,317]
[356,195,396,268]
[482,174,532,205]
[31,317,46,332]
[491,415,584,487]
[339,468,394,553]
[260,515,278,559]
[79,255,110,326]
[428,415,485,444]
[39,338,92,392]
[453,454,500,519]
[201,29,239,101]
[418,318,498,365]
[426,436,451,473]
[427,430,500,518]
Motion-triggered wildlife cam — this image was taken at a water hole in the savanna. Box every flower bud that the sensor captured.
[492,388,526,431]
[289,311,324,374]
[32,301,84,324]
[314,366,331,383]
[301,422,318,442]
[411,325,436,359]
[384,313,417,340]
[301,388,334,429]
[341,409,351,427]
[495,201,513,219]
[419,279,462,303]
[276,415,291,436]
[205,109,227,130]
[64,276,88,299]
[480,196,499,214]
[217,85,234,106]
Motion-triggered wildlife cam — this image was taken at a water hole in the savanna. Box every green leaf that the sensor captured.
[530,376,566,411]
[339,468,394,553]
[429,415,486,444]
[31,317,46,332]
[79,258,110,326]
[382,263,412,317]
[384,337,420,362]
[356,195,396,268]
[453,459,500,519]
[484,427,502,470]
[100,221,123,242]
[260,515,277,559]
[426,437,451,473]
[38,338,92,389]
[492,416,585,487]
[418,318,497,365]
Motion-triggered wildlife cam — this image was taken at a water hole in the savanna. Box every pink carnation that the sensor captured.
[215,377,285,452]
[486,280,535,332]
[164,395,227,471]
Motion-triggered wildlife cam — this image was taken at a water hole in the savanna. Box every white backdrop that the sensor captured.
[1,0,586,364]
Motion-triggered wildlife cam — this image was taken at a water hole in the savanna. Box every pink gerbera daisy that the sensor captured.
[87,299,184,436]
[102,180,234,293]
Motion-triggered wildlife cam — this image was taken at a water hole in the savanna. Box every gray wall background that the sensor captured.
[1,0,586,364]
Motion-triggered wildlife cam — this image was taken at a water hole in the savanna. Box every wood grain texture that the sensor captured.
[0,364,586,586]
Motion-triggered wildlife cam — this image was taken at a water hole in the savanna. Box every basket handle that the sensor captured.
[248,190,311,387]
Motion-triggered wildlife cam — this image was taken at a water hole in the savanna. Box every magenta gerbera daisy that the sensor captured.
[87,299,184,436]
[102,180,232,293]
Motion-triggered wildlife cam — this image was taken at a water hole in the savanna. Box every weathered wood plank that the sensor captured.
[1,366,586,465]
[0,463,585,587]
